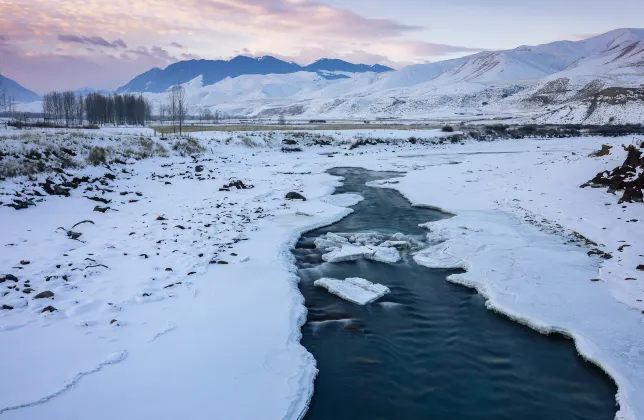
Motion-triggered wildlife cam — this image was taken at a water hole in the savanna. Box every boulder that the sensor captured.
[285,192,306,201]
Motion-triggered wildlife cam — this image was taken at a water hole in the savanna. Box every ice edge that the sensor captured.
[373,175,629,420]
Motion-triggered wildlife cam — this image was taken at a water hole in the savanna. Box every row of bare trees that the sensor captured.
[43,91,84,125]
[42,91,152,126]
[85,93,151,126]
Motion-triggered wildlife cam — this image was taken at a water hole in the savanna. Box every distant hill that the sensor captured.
[0,76,40,103]
[117,56,393,93]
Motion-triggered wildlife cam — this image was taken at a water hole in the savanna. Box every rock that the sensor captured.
[2,304,14,310]
[41,306,57,313]
[20,260,30,265]
[217,260,229,265]
[637,265,644,271]
[156,216,167,221]
[22,288,34,294]
[93,206,110,213]
[0,274,18,283]
[285,192,306,201]
[195,165,204,173]
[34,291,55,299]
[110,319,118,324]
[589,144,612,157]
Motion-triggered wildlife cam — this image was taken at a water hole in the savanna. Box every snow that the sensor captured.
[367,246,401,264]
[1,126,643,420]
[313,277,390,305]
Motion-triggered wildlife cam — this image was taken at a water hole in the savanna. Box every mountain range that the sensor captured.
[0,76,41,103]
[116,56,393,93]
[133,28,644,124]
[10,28,644,124]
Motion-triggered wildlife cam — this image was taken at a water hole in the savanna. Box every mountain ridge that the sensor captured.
[133,28,644,125]
[117,56,394,94]
[0,75,41,103]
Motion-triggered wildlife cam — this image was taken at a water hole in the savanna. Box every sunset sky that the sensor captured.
[1,0,643,93]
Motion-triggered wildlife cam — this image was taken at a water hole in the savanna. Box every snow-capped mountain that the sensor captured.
[116,56,393,94]
[23,28,634,124]
[0,75,40,103]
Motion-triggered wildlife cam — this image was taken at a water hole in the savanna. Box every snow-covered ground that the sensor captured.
[1,126,643,419]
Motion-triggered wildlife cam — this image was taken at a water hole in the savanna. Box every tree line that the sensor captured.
[42,91,152,126]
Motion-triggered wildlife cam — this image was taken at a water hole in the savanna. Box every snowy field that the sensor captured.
[0,126,643,419]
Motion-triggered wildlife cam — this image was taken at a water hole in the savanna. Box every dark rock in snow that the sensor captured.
[285,192,306,201]
[41,306,57,313]
[2,274,18,282]
[34,291,55,299]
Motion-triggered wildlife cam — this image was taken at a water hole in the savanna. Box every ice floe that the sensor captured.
[320,193,364,207]
[315,231,421,264]
[314,277,390,305]
[322,244,375,263]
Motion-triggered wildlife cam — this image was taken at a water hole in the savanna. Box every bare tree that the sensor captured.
[167,87,178,134]
[0,62,5,115]
[158,103,167,125]
[203,107,213,124]
[199,107,212,125]
[175,85,188,135]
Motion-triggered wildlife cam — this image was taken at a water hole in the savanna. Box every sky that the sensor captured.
[1,0,643,94]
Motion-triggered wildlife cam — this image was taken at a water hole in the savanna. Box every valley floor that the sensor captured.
[0,128,642,419]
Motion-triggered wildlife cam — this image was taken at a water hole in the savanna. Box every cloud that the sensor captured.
[0,40,176,93]
[190,0,421,41]
[393,40,482,56]
[170,42,184,49]
[572,32,600,41]
[181,53,202,60]
[128,45,176,61]
[58,34,128,49]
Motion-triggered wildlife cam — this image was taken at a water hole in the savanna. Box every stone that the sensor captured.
[34,291,55,299]
[285,192,306,201]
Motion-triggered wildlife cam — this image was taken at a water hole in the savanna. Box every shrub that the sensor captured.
[87,146,108,165]
[172,138,205,156]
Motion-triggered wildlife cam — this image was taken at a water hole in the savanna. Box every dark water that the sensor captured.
[294,168,617,420]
